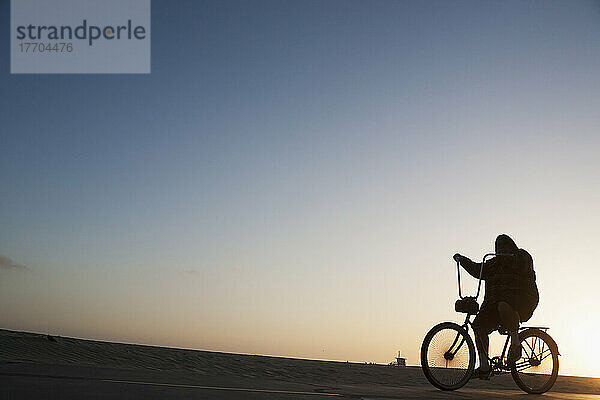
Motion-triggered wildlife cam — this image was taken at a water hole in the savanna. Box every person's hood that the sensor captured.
[495,234,518,255]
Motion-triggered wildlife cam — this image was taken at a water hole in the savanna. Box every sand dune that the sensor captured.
[1,329,599,399]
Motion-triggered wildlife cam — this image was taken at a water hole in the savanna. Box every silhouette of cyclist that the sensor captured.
[453,234,539,379]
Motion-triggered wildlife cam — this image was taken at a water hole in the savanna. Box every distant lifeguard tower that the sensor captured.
[395,351,406,367]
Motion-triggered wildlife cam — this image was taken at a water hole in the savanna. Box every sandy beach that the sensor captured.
[1,329,599,399]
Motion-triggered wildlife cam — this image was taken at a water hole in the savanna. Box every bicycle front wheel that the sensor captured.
[421,322,475,391]
[511,328,559,394]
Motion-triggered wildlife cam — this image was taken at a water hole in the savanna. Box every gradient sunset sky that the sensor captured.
[1,0,599,378]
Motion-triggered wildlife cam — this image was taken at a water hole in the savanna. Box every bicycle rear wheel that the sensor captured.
[421,322,475,391]
[511,328,559,394]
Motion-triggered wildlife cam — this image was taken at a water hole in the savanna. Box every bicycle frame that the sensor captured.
[453,315,554,373]
[450,313,513,371]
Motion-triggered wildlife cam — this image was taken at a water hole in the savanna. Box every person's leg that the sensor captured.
[518,292,538,323]
[472,303,496,375]
[474,327,491,371]
[472,313,494,373]
[497,301,521,362]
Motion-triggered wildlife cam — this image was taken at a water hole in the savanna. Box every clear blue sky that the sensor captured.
[1,0,600,377]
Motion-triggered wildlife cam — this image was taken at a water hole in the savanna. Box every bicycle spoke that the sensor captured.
[515,346,552,370]
[515,359,534,370]
[522,340,534,359]
[537,350,553,364]
[521,345,532,359]
[515,361,537,371]
[523,338,536,356]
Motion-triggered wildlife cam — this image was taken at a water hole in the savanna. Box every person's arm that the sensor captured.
[454,254,489,280]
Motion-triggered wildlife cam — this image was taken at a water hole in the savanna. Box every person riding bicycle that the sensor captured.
[453,234,539,379]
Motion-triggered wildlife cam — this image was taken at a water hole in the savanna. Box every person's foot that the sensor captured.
[507,343,522,364]
[470,367,492,380]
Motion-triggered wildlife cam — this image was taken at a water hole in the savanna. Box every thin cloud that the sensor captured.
[184,269,200,275]
[0,256,29,271]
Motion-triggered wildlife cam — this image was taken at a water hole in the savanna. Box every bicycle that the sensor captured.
[420,253,559,394]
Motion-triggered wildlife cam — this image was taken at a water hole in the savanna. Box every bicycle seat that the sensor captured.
[455,297,479,314]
